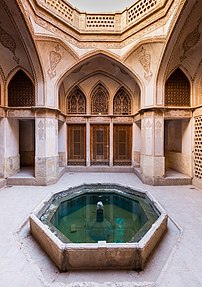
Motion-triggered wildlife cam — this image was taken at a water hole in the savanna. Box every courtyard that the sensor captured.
[0,172,202,287]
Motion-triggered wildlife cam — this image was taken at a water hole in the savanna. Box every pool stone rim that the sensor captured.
[29,183,168,271]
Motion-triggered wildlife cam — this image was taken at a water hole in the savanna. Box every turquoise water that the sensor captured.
[47,192,158,243]
[55,204,141,243]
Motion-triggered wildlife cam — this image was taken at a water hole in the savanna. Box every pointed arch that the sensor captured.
[8,69,34,107]
[165,68,190,106]
[113,87,131,115]
[91,83,109,115]
[67,86,86,114]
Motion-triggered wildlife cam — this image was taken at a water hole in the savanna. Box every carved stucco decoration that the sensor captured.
[35,13,166,50]
[180,17,202,62]
[164,109,191,118]
[38,120,45,140]
[47,44,62,79]
[138,46,153,81]
[8,110,34,118]
[0,23,19,64]
[113,117,133,123]
[66,117,86,123]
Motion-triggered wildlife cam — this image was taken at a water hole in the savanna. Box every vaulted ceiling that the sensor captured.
[0,0,42,85]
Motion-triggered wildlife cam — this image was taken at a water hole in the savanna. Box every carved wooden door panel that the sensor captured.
[113,125,132,165]
[91,125,109,165]
[67,125,86,165]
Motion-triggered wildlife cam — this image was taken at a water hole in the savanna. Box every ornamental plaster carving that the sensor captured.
[90,117,109,123]
[145,120,153,128]
[34,0,175,45]
[47,119,54,128]
[164,109,191,118]
[34,9,167,50]
[138,46,153,81]
[155,119,163,156]
[0,23,19,64]
[38,120,45,140]
[66,117,86,123]
[180,17,202,62]
[113,117,133,123]
[155,120,162,129]
[47,44,62,79]
[8,110,34,118]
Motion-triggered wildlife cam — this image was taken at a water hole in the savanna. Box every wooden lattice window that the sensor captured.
[91,84,109,114]
[165,68,190,106]
[113,125,132,166]
[67,125,86,165]
[68,87,86,114]
[194,116,202,180]
[8,70,34,107]
[113,88,131,115]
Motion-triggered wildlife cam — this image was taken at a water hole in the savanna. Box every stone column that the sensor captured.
[0,118,20,178]
[35,112,59,185]
[86,120,90,167]
[109,121,113,167]
[133,122,141,166]
[140,111,165,185]
[58,121,67,167]
[0,118,6,178]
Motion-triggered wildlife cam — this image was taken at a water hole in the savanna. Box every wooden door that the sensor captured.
[113,125,132,165]
[67,125,86,165]
[91,125,109,165]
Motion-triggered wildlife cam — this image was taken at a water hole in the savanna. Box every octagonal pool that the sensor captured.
[30,184,167,271]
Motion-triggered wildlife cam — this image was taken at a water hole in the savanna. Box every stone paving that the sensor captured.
[0,173,202,287]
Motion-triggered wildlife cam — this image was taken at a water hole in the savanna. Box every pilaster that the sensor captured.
[140,111,165,185]
[58,121,67,167]
[0,118,20,178]
[86,121,90,167]
[35,116,59,185]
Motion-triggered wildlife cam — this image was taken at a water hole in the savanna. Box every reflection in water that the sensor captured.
[45,191,158,244]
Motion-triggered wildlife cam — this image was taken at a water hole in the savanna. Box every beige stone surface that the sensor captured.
[0,172,202,286]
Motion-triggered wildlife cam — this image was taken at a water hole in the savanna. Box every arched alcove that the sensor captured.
[8,70,35,107]
[165,68,190,107]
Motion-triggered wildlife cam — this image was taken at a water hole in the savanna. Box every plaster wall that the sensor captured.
[125,43,164,108]
[36,41,77,108]
[165,119,192,176]
[5,118,20,177]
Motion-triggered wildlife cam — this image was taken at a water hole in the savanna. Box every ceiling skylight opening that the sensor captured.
[67,0,136,13]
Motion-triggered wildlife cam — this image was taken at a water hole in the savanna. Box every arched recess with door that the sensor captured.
[7,69,35,172]
[164,68,192,176]
[58,53,141,169]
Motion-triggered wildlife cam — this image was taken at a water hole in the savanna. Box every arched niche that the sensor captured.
[165,68,190,107]
[8,70,35,107]
[67,86,86,114]
[91,83,109,115]
[113,87,131,115]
